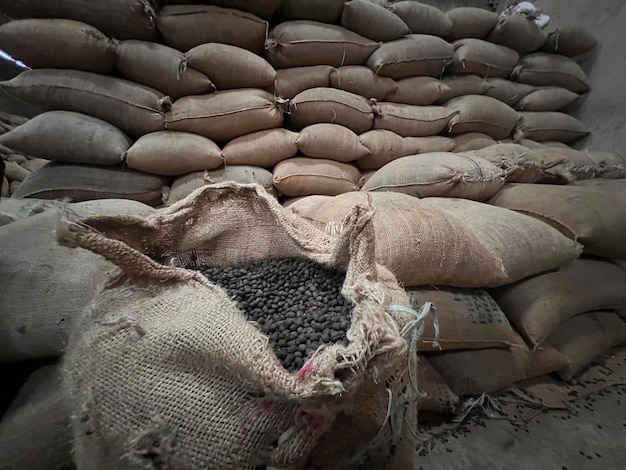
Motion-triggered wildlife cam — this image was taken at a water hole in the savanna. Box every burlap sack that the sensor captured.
[273,65,334,99]
[273,157,361,197]
[290,87,374,134]
[340,0,410,42]
[450,39,519,78]
[165,89,283,142]
[445,7,499,41]
[406,286,526,351]
[0,364,72,470]
[414,354,459,415]
[0,199,154,362]
[222,129,299,168]
[12,163,167,206]
[297,123,370,163]
[355,130,421,170]
[373,103,457,137]
[0,198,68,227]
[366,35,455,79]
[514,87,579,112]
[490,182,626,259]
[573,152,626,179]
[389,1,452,38]
[115,40,214,100]
[0,111,131,166]
[426,345,567,396]
[404,136,456,154]
[385,76,442,105]
[57,183,414,469]
[542,25,598,57]
[4,161,29,183]
[0,69,168,137]
[124,131,223,176]
[166,0,281,19]
[487,14,547,55]
[289,192,580,288]
[0,0,159,41]
[511,53,591,94]
[491,258,626,348]
[445,95,519,140]
[186,43,276,90]
[157,5,267,53]
[166,167,276,205]
[549,311,626,380]
[330,66,397,101]
[0,19,115,73]
[1,178,9,198]
[361,152,506,201]
[437,74,491,103]
[483,78,534,106]
[515,112,589,143]
[452,132,497,151]
[276,0,344,23]
[266,21,379,69]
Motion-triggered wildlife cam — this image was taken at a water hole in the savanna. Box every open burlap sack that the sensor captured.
[57,183,420,469]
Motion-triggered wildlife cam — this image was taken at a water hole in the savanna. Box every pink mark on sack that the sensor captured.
[296,362,314,379]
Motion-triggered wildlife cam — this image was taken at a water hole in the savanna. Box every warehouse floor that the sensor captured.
[414,347,626,469]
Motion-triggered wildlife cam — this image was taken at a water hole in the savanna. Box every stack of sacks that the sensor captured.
[0,111,36,198]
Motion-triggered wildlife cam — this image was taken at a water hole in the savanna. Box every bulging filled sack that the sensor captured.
[542,25,598,57]
[450,39,519,78]
[511,53,591,94]
[389,1,452,38]
[486,14,547,55]
[0,111,131,166]
[514,87,579,112]
[355,129,421,170]
[0,69,168,137]
[372,103,457,137]
[436,74,491,103]
[276,0,345,23]
[273,157,361,196]
[340,0,409,42]
[491,258,626,348]
[56,183,415,469]
[445,95,519,140]
[297,124,370,163]
[185,0,281,19]
[452,132,497,152]
[515,112,589,143]
[445,7,499,41]
[329,66,397,101]
[273,65,334,99]
[483,78,534,106]
[385,76,442,105]
[222,129,299,168]
[361,152,506,201]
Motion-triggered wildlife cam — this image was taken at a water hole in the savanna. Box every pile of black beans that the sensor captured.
[188,257,353,373]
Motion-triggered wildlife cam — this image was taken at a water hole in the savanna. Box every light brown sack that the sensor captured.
[124,131,223,176]
[290,192,580,287]
[166,167,276,204]
[57,183,412,469]
[445,95,519,140]
[355,129,421,170]
[452,132,497,151]
[0,69,168,137]
[273,65,334,99]
[340,0,409,42]
[373,103,456,137]
[415,354,459,415]
[276,0,344,23]
[385,76,442,105]
[487,14,547,55]
[266,21,379,68]
[362,152,505,201]
[427,345,567,396]
[330,66,397,101]
[165,89,283,142]
[0,111,130,166]
[0,19,115,73]
[491,258,626,348]
[484,78,535,106]
[222,129,299,168]
[450,39,519,78]
[290,87,374,134]
[0,0,159,41]
[0,198,70,227]
[406,286,526,351]
[511,53,591,94]
[404,136,456,154]
[514,87,579,112]
[0,365,72,470]
[437,74,490,103]
[12,163,167,207]
[1,177,9,197]
[0,199,154,361]
[389,1,452,38]
[542,25,598,57]
[515,112,589,143]
[559,151,626,180]
[490,182,626,259]
[549,311,626,380]
[115,40,214,100]
[3,161,29,182]
[366,35,454,79]
[186,43,276,90]
[445,7,498,41]
[157,5,267,53]
[273,157,361,196]
[297,124,370,163]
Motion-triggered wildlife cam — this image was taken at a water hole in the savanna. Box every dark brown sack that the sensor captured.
[158,5,267,53]
[222,129,299,168]
[515,112,589,143]
[450,39,519,78]
[415,354,459,415]
[542,25,598,57]
[276,0,345,23]
[445,95,519,140]
[341,0,410,42]
[385,76,442,105]
[487,14,548,55]
[389,1,452,38]
[514,87,579,112]
[511,53,591,94]
[445,7,498,41]
[273,65,334,99]
[0,19,115,73]
[330,66,397,101]
[116,40,214,100]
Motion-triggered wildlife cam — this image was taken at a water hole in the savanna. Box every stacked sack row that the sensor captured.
[0,0,621,206]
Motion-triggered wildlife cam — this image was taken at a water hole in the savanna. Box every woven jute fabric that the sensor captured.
[58,183,415,469]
